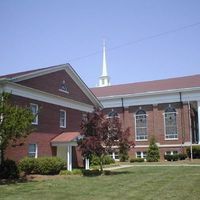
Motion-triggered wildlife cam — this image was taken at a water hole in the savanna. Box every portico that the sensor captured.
[51,132,80,171]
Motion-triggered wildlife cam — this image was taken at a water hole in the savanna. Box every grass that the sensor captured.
[1,165,200,200]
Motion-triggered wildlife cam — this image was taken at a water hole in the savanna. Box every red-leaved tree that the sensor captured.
[78,108,133,172]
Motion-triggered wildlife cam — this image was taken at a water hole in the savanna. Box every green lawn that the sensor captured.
[1,166,200,200]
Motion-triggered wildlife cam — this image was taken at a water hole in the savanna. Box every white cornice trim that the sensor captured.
[51,141,77,146]
[4,64,102,108]
[2,82,94,112]
[99,88,200,108]
[98,87,200,100]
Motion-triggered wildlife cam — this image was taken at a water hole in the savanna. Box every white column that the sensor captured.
[198,101,200,144]
[67,145,72,171]
[85,158,90,170]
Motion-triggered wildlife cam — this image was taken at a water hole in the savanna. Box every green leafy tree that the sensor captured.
[146,136,160,162]
[0,92,34,164]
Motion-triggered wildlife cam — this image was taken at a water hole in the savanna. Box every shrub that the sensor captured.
[186,146,200,159]
[179,153,187,160]
[90,155,115,166]
[19,157,66,175]
[146,136,160,162]
[103,155,115,165]
[18,157,37,174]
[164,154,179,161]
[119,154,129,162]
[130,158,144,163]
[34,157,66,175]
[0,159,19,179]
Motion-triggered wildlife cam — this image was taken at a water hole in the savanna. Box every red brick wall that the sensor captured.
[103,101,191,159]
[10,95,83,133]
[5,94,84,164]
[18,70,93,105]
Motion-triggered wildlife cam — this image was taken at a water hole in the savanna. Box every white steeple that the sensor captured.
[98,40,110,87]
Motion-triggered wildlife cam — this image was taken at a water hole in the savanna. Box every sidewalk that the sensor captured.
[105,163,200,170]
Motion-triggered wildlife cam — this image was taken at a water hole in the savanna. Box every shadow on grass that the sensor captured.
[83,170,132,177]
[0,177,29,185]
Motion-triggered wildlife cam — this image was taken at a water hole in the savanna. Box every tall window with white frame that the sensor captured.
[59,110,66,128]
[30,103,38,125]
[135,110,148,141]
[164,106,178,139]
[28,144,38,158]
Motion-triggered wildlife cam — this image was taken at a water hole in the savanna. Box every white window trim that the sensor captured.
[58,88,69,94]
[163,111,178,140]
[136,151,147,159]
[28,144,38,158]
[30,103,38,125]
[134,113,148,141]
[165,151,178,155]
[110,151,119,161]
[60,109,66,128]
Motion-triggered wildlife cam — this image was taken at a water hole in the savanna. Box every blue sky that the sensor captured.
[0,0,200,87]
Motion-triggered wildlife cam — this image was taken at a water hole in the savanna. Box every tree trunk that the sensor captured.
[99,155,104,173]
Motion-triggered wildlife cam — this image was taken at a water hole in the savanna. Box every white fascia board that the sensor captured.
[51,141,77,146]
[11,64,102,109]
[65,65,103,108]
[100,89,200,108]
[3,82,94,112]
[11,64,68,82]
[98,87,200,101]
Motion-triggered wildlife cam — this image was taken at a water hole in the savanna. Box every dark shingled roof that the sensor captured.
[0,65,66,79]
[91,74,200,97]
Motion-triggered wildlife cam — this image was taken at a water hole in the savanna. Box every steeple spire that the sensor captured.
[98,40,110,87]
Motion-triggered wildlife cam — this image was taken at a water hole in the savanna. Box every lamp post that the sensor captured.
[188,100,193,161]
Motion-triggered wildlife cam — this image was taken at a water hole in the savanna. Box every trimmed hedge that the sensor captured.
[19,157,66,175]
[130,158,144,163]
[164,153,187,161]
[179,153,187,160]
[0,159,19,179]
[186,146,200,159]
[90,155,115,166]
[18,157,37,174]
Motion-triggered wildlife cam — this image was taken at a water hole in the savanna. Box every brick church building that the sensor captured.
[0,45,200,169]
[0,64,101,170]
[91,43,200,160]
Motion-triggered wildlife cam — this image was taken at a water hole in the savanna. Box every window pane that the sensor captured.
[60,110,66,127]
[30,104,38,124]
[165,109,177,139]
[136,152,141,158]
[135,111,147,140]
[28,144,36,158]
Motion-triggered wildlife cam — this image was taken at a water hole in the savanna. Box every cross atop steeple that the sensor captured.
[98,40,110,87]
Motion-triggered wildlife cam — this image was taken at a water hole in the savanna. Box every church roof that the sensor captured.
[91,74,200,97]
[0,65,55,79]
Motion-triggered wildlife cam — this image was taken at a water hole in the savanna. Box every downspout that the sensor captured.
[179,92,185,148]
[121,98,125,126]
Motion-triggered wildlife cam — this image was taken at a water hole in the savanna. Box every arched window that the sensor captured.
[135,110,147,141]
[107,109,119,118]
[164,107,178,139]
